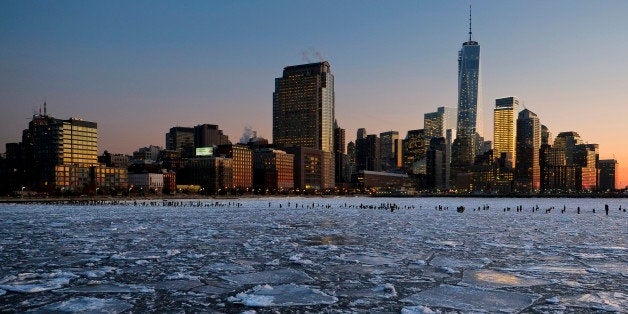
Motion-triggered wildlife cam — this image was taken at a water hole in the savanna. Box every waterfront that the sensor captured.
[0,197,626,312]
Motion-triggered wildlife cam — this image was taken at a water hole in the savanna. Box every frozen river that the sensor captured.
[0,197,626,313]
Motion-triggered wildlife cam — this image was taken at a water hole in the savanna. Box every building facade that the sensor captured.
[194,124,230,148]
[165,127,195,158]
[515,109,541,191]
[599,159,618,191]
[273,61,334,187]
[379,131,402,171]
[454,10,482,166]
[252,149,294,190]
[493,97,519,167]
[216,144,253,190]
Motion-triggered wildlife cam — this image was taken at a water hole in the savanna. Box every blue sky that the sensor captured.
[1,0,627,183]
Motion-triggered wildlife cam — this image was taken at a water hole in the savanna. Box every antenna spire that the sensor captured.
[468,4,472,42]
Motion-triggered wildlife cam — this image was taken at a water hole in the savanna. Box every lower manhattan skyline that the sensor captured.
[1,1,627,187]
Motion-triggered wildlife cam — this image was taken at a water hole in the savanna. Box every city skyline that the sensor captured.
[1,1,627,186]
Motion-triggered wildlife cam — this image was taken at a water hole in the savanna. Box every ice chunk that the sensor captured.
[32,297,132,313]
[0,289,5,296]
[228,284,337,307]
[62,283,154,293]
[461,269,550,289]
[343,253,398,266]
[154,279,204,291]
[221,268,313,285]
[401,305,437,314]
[561,291,627,312]
[338,283,397,299]
[402,284,540,312]
[429,256,485,270]
[0,271,77,293]
[84,266,117,278]
[165,273,200,281]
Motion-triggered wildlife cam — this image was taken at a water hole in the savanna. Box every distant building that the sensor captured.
[285,146,331,190]
[599,159,619,191]
[273,61,335,187]
[334,121,351,185]
[541,125,552,146]
[454,9,482,167]
[216,144,253,190]
[194,124,230,148]
[402,129,429,175]
[426,137,450,190]
[540,144,577,192]
[184,157,233,194]
[574,144,599,191]
[253,148,294,191]
[493,97,519,167]
[353,170,411,189]
[129,173,164,194]
[166,126,195,158]
[515,109,541,191]
[379,131,402,171]
[424,106,456,140]
[356,133,380,172]
[132,145,162,162]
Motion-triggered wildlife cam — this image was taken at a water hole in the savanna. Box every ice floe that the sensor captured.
[0,271,77,293]
[402,284,540,312]
[228,284,337,307]
[33,297,132,313]
[220,268,314,285]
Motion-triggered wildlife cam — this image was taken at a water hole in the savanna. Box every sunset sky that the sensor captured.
[1,1,627,187]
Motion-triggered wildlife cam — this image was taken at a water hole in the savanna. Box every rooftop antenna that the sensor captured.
[468,4,473,42]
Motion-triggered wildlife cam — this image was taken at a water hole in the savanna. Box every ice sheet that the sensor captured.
[402,284,540,312]
[228,284,337,306]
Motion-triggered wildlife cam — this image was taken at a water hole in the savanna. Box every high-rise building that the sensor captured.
[194,124,230,148]
[453,7,482,166]
[515,109,541,191]
[599,159,618,191]
[166,127,194,158]
[426,137,450,190]
[424,107,457,139]
[402,129,430,175]
[541,125,552,146]
[553,132,583,165]
[273,61,335,187]
[379,131,402,171]
[493,97,520,167]
[356,133,380,172]
[574,144,599,191]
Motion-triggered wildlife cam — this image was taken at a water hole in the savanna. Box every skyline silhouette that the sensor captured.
[1,1,626,186]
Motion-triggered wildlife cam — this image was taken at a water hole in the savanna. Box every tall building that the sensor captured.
[273,61,335,187]
[426,137,450,190]
[379,131,402,171]
[424,106,457,139]
[453,7,482,166]
[574,144,599,191]
[194,124,230,148]
[553,132,583,165]
[334,121,351,185]
[166,127,194,158]
[515,109,541,191]
[402,129,430,175]
[541,125,552,146]
[356,133,380,172]
[493,97,520,167]
[599,159,618,191]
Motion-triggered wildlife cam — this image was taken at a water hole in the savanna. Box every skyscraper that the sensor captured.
[424,106,456,140]
[493,97,519,167]
[453,6,481,167]
[166,126,194,157]
[515,109,541,191]
[379,131,401,171]
[194,124,230,148]
[273,61,335,188]
[599,159,618,191]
